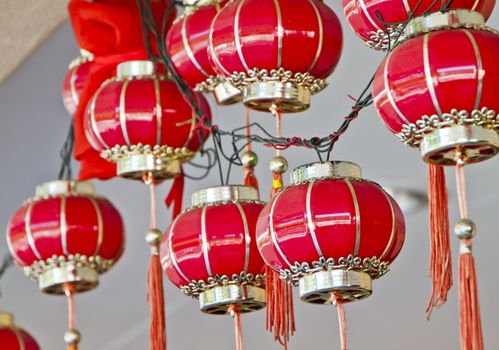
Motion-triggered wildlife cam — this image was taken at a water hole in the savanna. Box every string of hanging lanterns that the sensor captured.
[2,1,498,350]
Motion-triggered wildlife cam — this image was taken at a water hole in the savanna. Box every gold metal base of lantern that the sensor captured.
[213,81,243,106]
[299,270,372,304]
[199,285,266,315]
[117,154,182,181]
[39,266,99,295]
[243,81,311,113]
[421,125,499,166]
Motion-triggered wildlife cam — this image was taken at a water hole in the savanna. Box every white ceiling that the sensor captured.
[0,3,498,349]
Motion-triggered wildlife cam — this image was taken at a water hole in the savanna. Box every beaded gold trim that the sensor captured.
[180,272,265,298]
[24,254,115,280]
[228,68,328,94]
[401,23,499,44]
[366,25,404,51]
[396,108,499,149]
[184,199,265,213]
[194,75,223,93]
[101,144,196,163]
[279,255,389,286]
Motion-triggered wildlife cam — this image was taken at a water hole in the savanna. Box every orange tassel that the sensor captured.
[265,265,295,348]
[426,164,452,319]
[145,176,166,350]
[243,166,260,194]
[147,253,166,350]
[458,244,483,350]
[454,158,483,350]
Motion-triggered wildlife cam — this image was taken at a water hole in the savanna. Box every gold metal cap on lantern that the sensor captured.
[117,60,156,79]
[213,80,243,106]
[116,153,182,181]
[35,180,95,198]
[39,265,99,295]
[190,185,260,207]
[403,9,485,40]
[291,161,362,184]
[0,312,14,328]
[243,81,311,113]
[199,284,266,315]
[299,270,372,304]
[421,124,499,165]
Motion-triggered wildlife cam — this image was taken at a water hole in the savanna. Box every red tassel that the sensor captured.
[265,265,295,348]
[147,253,166,350]
[458,245,483,350]
[426,164,452,319]
[165,171,185,221]
[243,166,259,193]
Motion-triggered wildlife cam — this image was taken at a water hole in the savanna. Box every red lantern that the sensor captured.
[166,0,242,105]
[6,180,124,294]
[372,11,499,164]
[256,162,405,304]
[0,312,40,350]
[160,185,266,314]
[6,180,124,349]
[342,0,496,50]
[84,60,212,180]
[209,0,343,112]
[62,51,94,116]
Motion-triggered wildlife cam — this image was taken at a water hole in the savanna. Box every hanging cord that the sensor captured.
[63,284,80,350]
[454,153,483,350]
[144,172,167,350]
[229,305,244,350]
[58,120,75,180]
[332,295,347,350]
[241,108,260,192]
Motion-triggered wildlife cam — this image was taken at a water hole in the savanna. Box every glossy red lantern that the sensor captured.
[209,0,343,112]
[256,162,405,304]
[166,0,242,105]
[0,312,39,350]
[62,51,93,116]
[6,180,125,295]
[342,0,496,50]
[373,10,499,165]
[84,60,212,180]
[160,185,266,314]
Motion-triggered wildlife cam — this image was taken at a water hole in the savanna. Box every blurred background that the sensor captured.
[0,1,498,349]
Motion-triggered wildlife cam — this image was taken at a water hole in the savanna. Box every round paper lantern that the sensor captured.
[160,185,266,314]
[342,0,496,50]
[6,180,125,294]
[373,10,499,165]
[84,60,212,180]
[0,312,40,350]
[256,162,405,304]
[166,0,242,105]
[209,0,343,112]
[62,50,94,116]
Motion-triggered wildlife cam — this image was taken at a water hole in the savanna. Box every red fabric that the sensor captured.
[74,50,147,180]
[68,0,175,56]
[165,171,185,220]
[68,0,176,180]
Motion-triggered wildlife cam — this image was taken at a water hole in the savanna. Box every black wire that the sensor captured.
[135,0,438,179]
[58,120,75,180]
